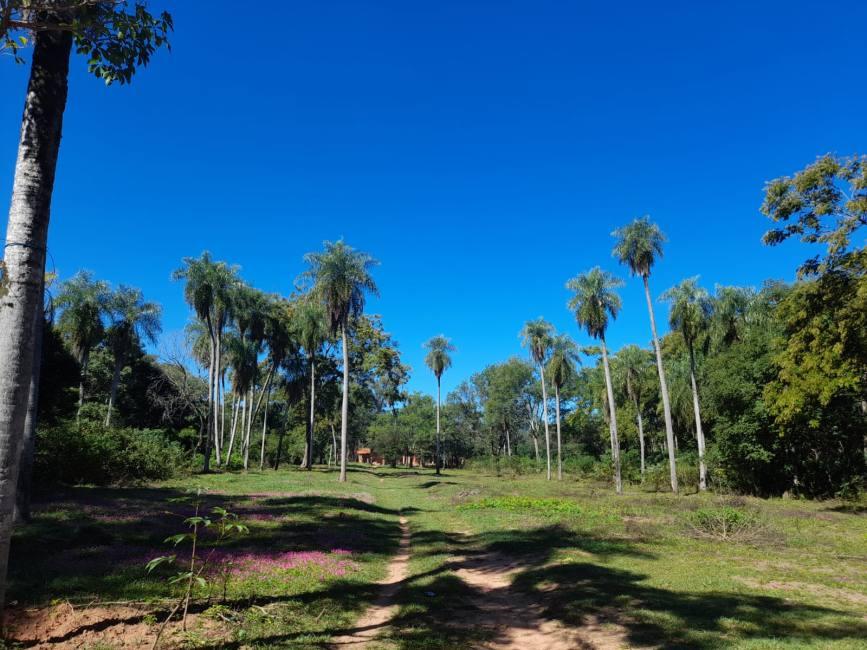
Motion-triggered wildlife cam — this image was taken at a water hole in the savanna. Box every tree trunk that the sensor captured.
[104,352,123,427]
[220,371,227,449]
[637,410,646,477]
[644,275,678,493]
[305,354,315,470]
[15,298,45,523]
[259,384,270,470]
[225,393,241,466]
[0,27,72,617]
[555,384,563,480]
[600,337,622,494]
[203,325,214,473]
[540,364,552,481]
[689,345,707,491]
[331,422,338,468]
[243,387,252,470]
[76,352,88,425]
[505,425,511,457]
[435,376,441,475]
[339,325,349,482]
[213,333,222,465]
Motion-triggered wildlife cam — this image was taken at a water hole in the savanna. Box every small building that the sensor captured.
[355,448,384,464]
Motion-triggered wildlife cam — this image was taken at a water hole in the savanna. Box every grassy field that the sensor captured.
[7,466,867,648]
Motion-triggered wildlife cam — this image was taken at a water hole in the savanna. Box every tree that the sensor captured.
[612,216,678,493]
[104,286,161,426]
[761,154,866,277]
[547,334,580,480]
[520,319,554,480]
[294,298,327,470]
[662,278,713,490]
[424,335,455,475]
[55,271,109,421]
[0,0,171,616]
[302,240,379,482]
[615,344,653,476]
[567,267,624,493]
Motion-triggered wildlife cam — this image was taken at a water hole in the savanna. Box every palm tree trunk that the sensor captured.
[243,387,253,470]
[540,364,552,481]
[76,354,88,425]
[0,26,73,616]
[15,299,45,524]
[104,352,123,427]
[305,354,316,470]
[688,345,707,491]
[338,326,350,482]
[505,426,511,457]
[643,275,678,493]
[555,384,563,480]
[331,422,337,468]
[213,331,222,465]
[259,385,270,470]
[600,337,622,494]
[637,409,646,476]
[435,377,441,475]
[225,393,240,466]
[203,323,214,473]
[220,371,227,449]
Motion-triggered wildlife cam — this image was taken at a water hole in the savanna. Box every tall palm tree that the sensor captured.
[662,277,713,491]
[520,319,555,480]
[567,267,624,494]
[424,335,455,476]
[103,286,162,426]
[616,344,654,476]
[612,216,678,493]
[173,252,239,471]
[295,299,328,470]
[711,285,754,350]
[302,240,379,482]
[55,271,109,423]
[547,334,580,480]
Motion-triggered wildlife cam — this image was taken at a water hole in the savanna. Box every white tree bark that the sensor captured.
[435,377,441,474]
[689,346,707,490]
[339,325,350,482]
[540,364,552,480]
[601,338,622,494]
[555,384,563,481]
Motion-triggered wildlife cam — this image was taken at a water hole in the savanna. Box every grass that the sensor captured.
[8,465,867,648]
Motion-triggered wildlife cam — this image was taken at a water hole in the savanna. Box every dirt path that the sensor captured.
[330,515,411,647]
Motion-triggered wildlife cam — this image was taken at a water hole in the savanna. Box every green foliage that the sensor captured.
[458,495,583,517]
[424,335,455,381]
[34,421,186,485]
[686,506,763,541]
[565,267,623,340]
[612,215,666,279]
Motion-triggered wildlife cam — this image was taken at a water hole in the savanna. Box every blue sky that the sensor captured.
[2,1,865,397]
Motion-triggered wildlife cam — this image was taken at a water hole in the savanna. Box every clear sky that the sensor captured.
[2,1,865,397]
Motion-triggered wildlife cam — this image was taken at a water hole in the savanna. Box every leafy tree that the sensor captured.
[662,277,712,490]
[424,335,455,475]
[566,267,624,493]
[55,271,109,421]
[477,359,534,458]
[103,286,161,427]
[302,240,379,482]
[520,319,554,480]
[0,3,171,613]
[545,333,578,480]
[616,344,654,475]
[761,154,866,276]
[612,216,679,492]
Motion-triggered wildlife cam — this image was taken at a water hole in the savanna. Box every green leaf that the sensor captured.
[165,533,188,546]
[145,555,176,573]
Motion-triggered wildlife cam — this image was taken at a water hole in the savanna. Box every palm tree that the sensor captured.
[662,277,713,491]
[612,216,678,493]
[520,319,555,480]
[616,344,654,476]
[711,285,754,349]
[547,334,580,480]
[103,286,162,426]
[173,252,239,471]
[567,267,624,494]
[55,271,109,423]
[295,299,328,470]
[302,240,379,482]
[424,335,455,476]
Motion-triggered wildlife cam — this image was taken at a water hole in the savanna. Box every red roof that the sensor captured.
[356,448,372,455]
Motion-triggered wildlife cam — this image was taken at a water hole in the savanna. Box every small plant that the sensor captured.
[458,496,583,517]
[686,506,764,542]
[146,488,248,649]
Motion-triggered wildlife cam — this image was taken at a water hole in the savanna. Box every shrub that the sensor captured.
[686,506,765,541]
[35,420,186,485]
[458,496,583,517]
[463,455,541,477]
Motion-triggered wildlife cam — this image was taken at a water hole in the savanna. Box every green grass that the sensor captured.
[9,465,867,648]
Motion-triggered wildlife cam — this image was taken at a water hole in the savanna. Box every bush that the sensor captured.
[463,455,541,477]
[35,421,187,485]
[686,506,765,541]
[562,454,598,477]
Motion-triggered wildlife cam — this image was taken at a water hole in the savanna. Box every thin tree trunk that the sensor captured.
[15,296,45,523]
[203,324,214,473]
[532,435,539,464]
[225,393,240,466]
[689,345,707,491]
[305,355,316,470]
[243,387,253,470]
[259,385,270,470]
[555,384,563,480]
[0,27,72,617]
[644,275,677,493]
[213,332,222,466]
[220,371,227,449]
[76,352,88,425]
[339,325,350,482]
[540,364,552,480]
[104,353,123,427]
[331,422,337,468]
[637,410,646,477]
[601,338,622,494]
[505,426,511,457]
[435,377,441,475]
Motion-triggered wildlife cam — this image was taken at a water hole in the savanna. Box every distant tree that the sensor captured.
[294,298,328,470]
[662,278,713,490]
[616,344,654,476]
[612,216,679,493]
[520,319,554,480]
[302,240,379,482]
[710,285,754,349]
[0,3,171,614]
[567,267,624,493]
[55,271,109,422]
[103,286,161,426]
[547,334,579,480]
[761,154,866,276]
[424,335,455,475]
